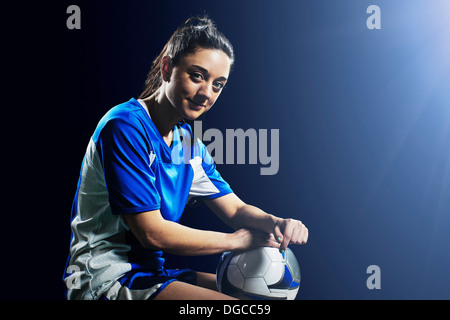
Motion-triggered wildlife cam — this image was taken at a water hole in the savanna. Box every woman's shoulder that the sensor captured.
[92,98,150,142]
[102,98,144,122]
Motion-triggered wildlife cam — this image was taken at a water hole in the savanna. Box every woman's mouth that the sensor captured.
[188,99,205,111]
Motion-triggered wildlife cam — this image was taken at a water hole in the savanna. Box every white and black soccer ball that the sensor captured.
[216,247,301,300]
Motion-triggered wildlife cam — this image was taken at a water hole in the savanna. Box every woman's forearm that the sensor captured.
[204,193,281,233]
[124,207,281,256]
[231,203,281,234]
[148,218,239,256]
[124,209,241,256]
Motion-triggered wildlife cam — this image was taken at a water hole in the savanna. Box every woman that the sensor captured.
[64,16,308,300]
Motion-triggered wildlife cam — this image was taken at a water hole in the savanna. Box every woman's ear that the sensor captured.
[160,56,173,82]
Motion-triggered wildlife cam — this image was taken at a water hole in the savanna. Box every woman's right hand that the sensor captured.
[232,228,281,251]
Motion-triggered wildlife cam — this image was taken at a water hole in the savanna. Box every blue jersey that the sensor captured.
[64,98,232,300]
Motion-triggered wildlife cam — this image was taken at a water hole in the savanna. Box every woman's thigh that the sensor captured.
[154,272,236,300]
[154,281,237,300]
[195,271,218,291]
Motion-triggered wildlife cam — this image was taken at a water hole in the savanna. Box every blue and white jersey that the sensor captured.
[64,98,232,300]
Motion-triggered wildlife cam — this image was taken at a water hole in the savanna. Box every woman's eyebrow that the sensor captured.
[192,65,228,81]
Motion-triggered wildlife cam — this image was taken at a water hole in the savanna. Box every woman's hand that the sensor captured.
[205,193,308,253]
[232,218,308,252]
[232,228,280,251]
[272,218,309,253]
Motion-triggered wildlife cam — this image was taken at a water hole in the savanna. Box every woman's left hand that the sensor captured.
[272,218,309,253]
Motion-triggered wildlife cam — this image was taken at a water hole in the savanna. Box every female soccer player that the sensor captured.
[64,16,308,300]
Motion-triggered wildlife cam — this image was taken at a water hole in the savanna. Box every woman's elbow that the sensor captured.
[137,232,167,250]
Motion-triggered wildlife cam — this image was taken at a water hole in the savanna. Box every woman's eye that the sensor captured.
[190,73,204,81]
[213,81,225,90]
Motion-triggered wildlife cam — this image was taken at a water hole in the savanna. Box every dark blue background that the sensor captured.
[4,0,449,299]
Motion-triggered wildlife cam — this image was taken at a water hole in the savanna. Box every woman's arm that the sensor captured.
[204,193,308,252]
[122,208,276,256]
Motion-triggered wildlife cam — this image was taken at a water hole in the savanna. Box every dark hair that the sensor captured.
[138,16,234,99]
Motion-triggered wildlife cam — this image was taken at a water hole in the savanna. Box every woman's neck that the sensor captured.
[143,89,183,147]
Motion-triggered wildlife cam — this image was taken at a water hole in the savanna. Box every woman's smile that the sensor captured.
[187,98,206,111]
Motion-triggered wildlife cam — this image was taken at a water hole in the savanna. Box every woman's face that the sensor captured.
[164,48,231,121]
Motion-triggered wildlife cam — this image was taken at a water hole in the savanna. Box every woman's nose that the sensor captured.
[197,83,212,101]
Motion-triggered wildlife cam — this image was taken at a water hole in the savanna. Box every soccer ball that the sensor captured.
[216,247,301,300]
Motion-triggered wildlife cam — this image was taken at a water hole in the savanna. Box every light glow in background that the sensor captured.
[167,0,450,299]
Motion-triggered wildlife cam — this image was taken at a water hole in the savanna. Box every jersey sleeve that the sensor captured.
[96,117,161,214]
[188,139,233,201]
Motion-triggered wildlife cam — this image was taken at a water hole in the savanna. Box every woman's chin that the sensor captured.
[182,109,206,121]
